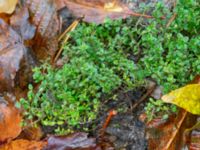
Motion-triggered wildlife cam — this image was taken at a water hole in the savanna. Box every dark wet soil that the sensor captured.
[94,88,148,150]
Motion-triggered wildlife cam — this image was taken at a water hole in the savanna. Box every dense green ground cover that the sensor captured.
[19,1,200,134]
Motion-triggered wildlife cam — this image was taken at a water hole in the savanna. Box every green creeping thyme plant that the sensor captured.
[19,20,140,134]
[140,0,200,120]
[144,98,177,121]
[19,0,200,132]
[138,1,200,93]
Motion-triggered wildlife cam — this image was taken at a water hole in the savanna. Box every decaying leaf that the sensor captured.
[0,19,26,92]
[0,0,18,14]
[25,0,59,60]
[162,84,200,115]
[146,109,196,150]
[44,132,101,150]
[0,97,21,143]
[0,139,47,150]
[57,0,133,24]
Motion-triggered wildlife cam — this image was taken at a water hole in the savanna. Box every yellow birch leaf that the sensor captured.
[0,0,18,14]
[162,84,200,115]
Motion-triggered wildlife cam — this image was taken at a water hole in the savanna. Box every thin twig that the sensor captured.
[164,110,187,150]
[166,0,177,28]
[128,11,153,18]
[166,13,177,28]
[58,20,79,42]
[126,11,165,19]
[101,109,117,136]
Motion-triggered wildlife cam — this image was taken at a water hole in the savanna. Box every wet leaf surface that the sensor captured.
[0,19,26,92]
[44,132,101,150]
[25,0,59,59]
[57,0,132,24]
[10,7,36,41]
[0,96,21,143]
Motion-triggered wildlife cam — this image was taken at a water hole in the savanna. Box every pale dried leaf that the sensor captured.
[0,0,18,14]
[57,0,131,24]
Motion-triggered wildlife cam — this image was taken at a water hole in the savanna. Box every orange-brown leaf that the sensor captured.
[0,100,21,142]
[0,139,47,150]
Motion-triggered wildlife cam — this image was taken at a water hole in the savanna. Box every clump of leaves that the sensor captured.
[19,20,140,134]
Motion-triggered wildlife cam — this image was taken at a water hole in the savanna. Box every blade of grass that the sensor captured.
[54,19,80,63]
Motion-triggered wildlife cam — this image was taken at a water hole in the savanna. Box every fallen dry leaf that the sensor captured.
[162,84,200,115]
[44,132,101,150]
[0,97,21,143]
[25,0,59,60]
[0,139,47,150]
[57,0,133,24]
[0,0,18,14]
